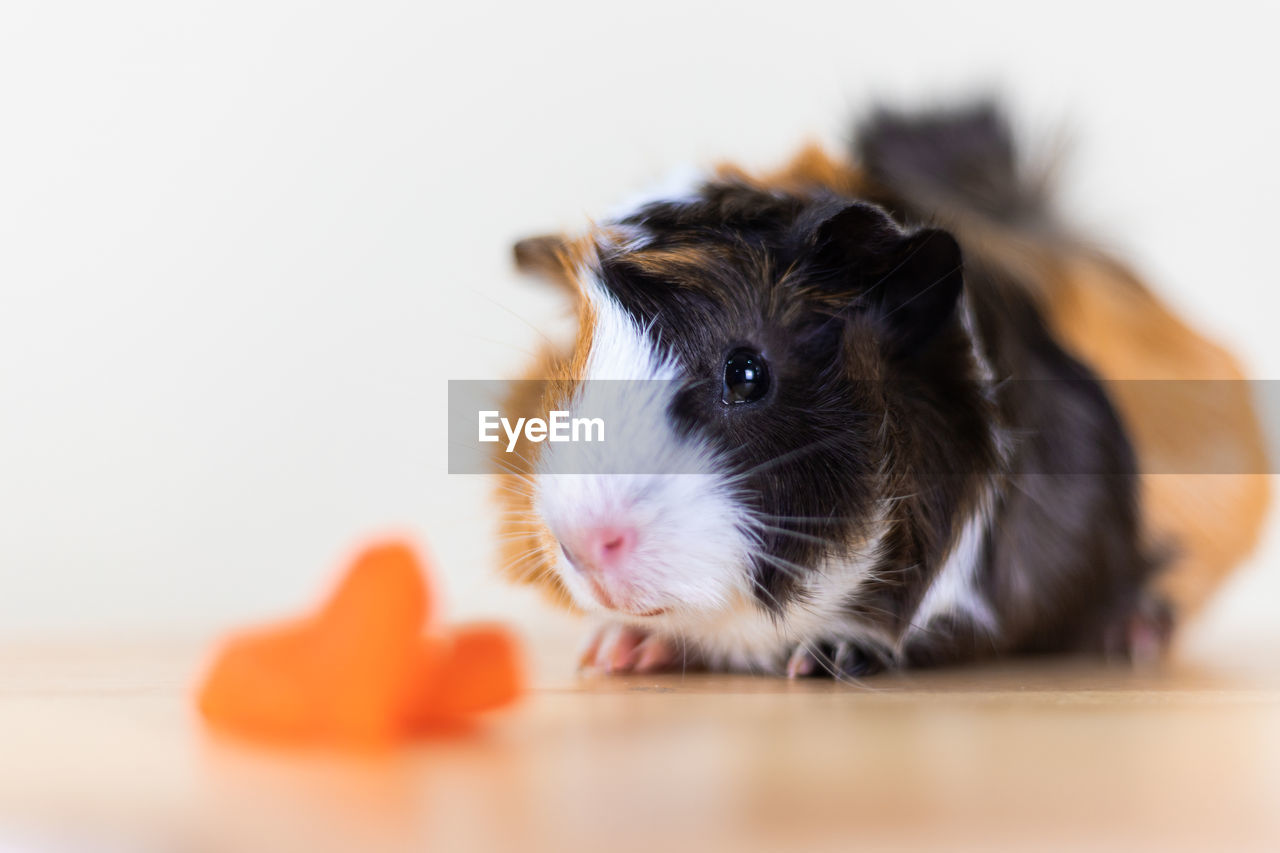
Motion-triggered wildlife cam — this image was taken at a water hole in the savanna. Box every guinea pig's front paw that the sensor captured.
[786,640,891,679]
[579,623,686,674]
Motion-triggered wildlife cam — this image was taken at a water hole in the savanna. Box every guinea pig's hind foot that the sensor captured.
[578,623,685,674]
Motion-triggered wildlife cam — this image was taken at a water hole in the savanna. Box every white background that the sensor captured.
[1,2,1277,653]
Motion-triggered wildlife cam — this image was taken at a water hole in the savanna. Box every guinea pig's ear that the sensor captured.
[513,234,578,296]
[814,204,963,354]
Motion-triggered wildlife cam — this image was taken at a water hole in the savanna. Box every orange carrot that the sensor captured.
[311,541,429,744]
[403,623,524,729]
[197,539,525,747]
[198,541,428,746]
[197,618,321,740]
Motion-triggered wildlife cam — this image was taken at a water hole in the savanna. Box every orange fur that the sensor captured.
[495,235,601,610]
[723,143,869,197]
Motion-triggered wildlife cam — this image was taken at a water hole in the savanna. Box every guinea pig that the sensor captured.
[495,103,1270,677]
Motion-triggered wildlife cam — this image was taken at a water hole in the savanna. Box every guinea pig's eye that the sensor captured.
[722,349,769,404]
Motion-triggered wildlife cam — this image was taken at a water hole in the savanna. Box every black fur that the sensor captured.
[859,105,1160,664]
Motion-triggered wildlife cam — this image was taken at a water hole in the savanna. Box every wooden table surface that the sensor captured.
[1,627,1278,852]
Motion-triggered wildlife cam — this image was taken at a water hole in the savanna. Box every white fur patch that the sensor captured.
[534,275,755,617]
[657,511,896,674]
[905,494,999,645]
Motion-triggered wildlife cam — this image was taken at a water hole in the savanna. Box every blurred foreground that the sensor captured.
[1,617,1278,852]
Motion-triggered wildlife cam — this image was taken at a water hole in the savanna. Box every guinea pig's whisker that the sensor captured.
[492,483,538,501]
[498,555,545,578]
[455,461,540,492]
[493,477,538,498]
[524,565,560,586]
[861,232,937,301]
[494,532,546,544]
[880,263,964,322]
[494,510,546,524]
[846,598,905,625]
[496,550,542,571]
[752,551,812,580]
[1004,475,1055,513]
[497,444,542,473]
[494,523,543,534]
[494,510,542,523]
[496,514,544,526]
[752,513,865,524]
[681,376,716,392]
[494,531,544,542]
[487,455,537,481]
[863,560,919,581]
[494,509,543,521]
[463,332,544,362]
[499,547,552,576]
[753,524,839,547]
[749,522,854,552]
[726,434,852,483]
[473,289,561,351]
[495,470,537,488]
[454,436,538,473]
[493,496,538,512]
[495,529,546,541]
[500,542,546,560]
[492,475,536,491]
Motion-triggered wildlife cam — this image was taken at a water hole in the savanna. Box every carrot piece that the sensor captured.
[197,539,526,746]
[197,540,429,746]
[197,618,323,741]
[312,541,429,744]
[399,632,454,730]
[403,623,524,729]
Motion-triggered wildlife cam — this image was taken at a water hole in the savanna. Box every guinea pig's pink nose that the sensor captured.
[562,525,637,575]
